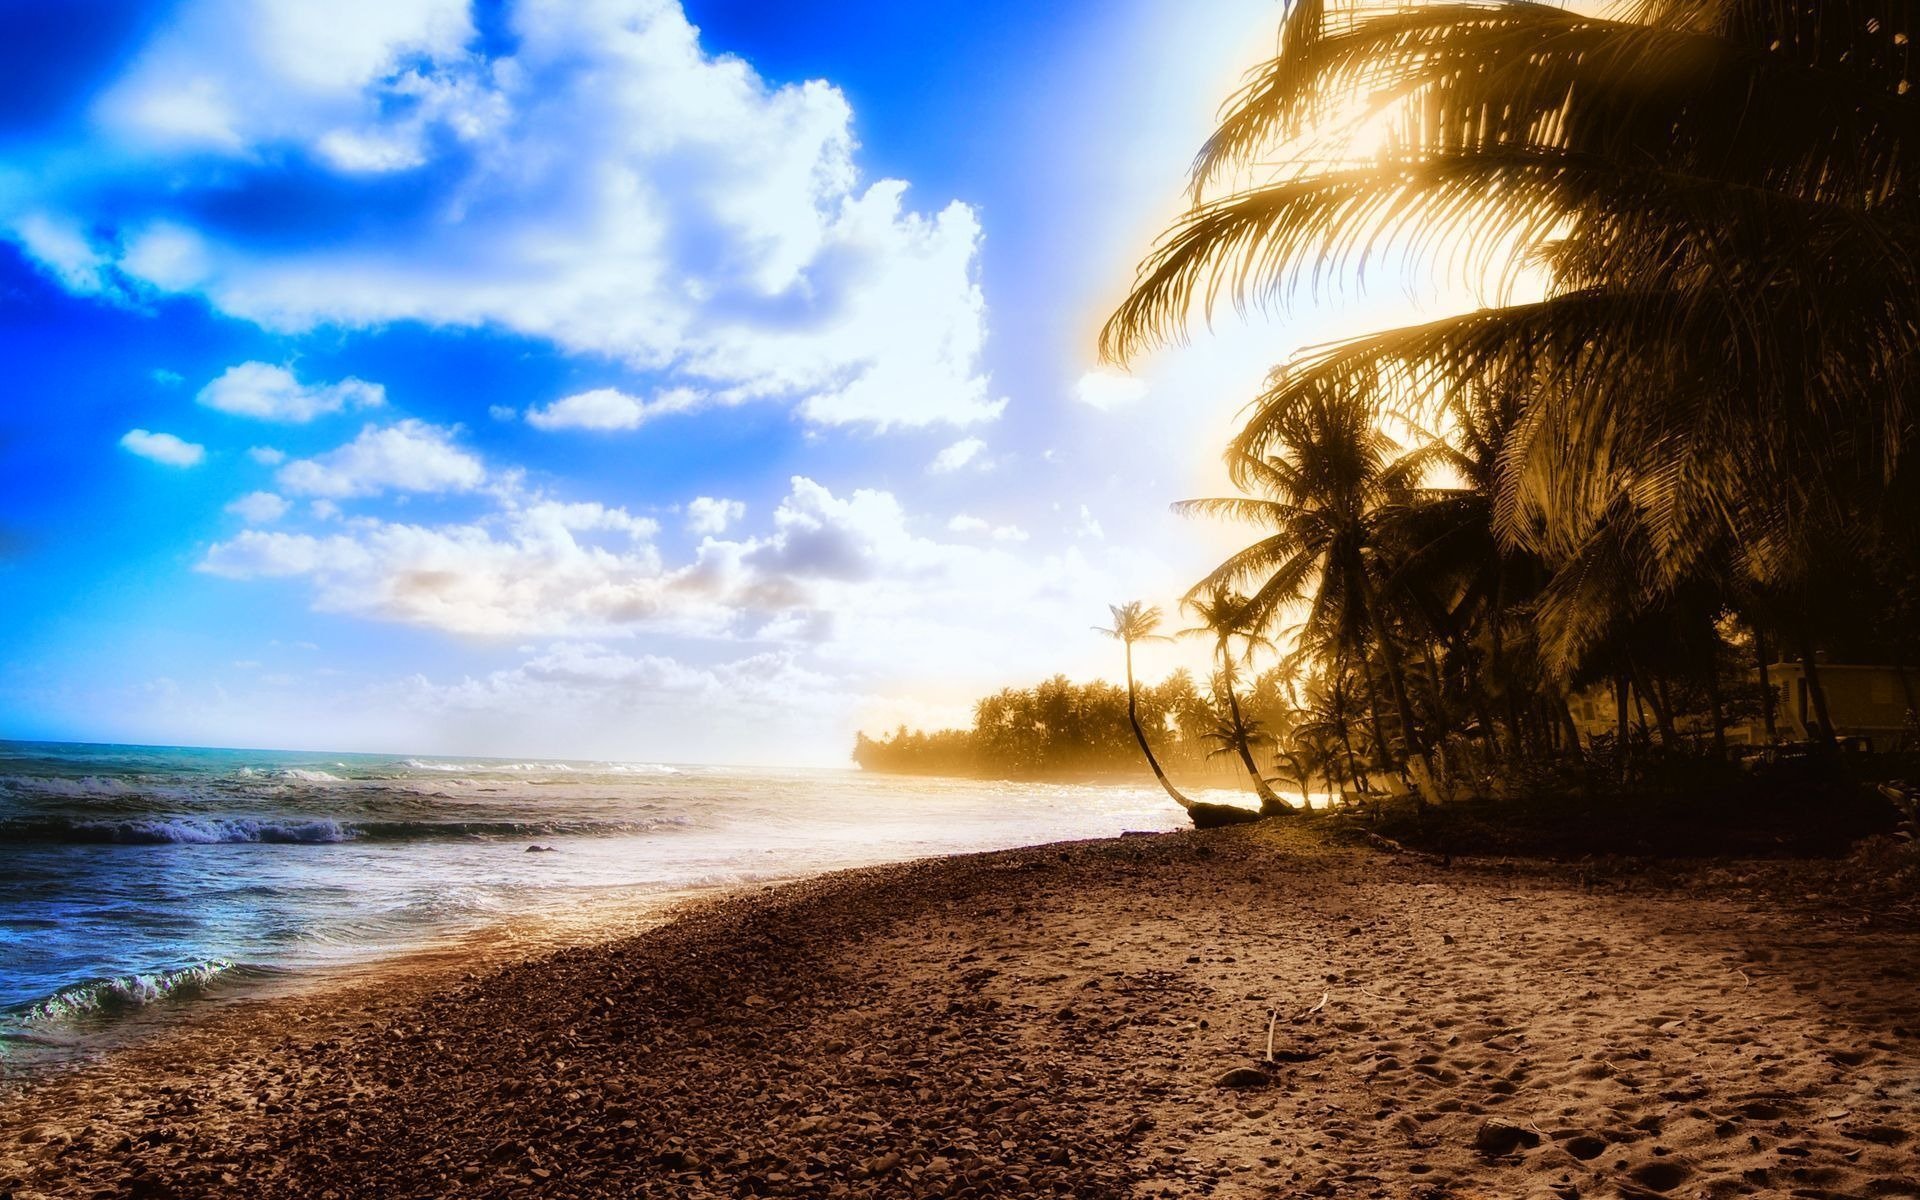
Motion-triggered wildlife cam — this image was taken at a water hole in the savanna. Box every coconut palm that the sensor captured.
[1182,585,1298,813]
[1174,392,1441,778]
[1105,0,1920,725]
[1095,602,1262,828]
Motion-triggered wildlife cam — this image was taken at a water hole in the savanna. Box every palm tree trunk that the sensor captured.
[1487,593,1526,754]
[1754,630,1778,745]
[1367,601,1432,780]
[1705,661,1728,759]
[1222,670,1292,814]
[1614,673,1632,785]
[1125,642,1192,809]
[1646,669,1679,748]
[1357,659,1394,772]
[1797,629,1841,754]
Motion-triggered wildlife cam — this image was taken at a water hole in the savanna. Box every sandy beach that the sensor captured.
[3,824,1918,1199]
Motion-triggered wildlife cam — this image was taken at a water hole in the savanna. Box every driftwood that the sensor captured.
[1185,800,1265,829]
[1365,831,1448,865]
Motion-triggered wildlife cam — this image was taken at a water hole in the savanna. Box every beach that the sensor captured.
[4,823,1918,1199]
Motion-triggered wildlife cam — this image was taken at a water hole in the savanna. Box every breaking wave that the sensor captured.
[0,813,692,846]
[14,960,244,1025]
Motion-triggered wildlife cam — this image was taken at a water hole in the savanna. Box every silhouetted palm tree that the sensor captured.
[1175,394,1441,778]
[1096,602,1261,828]
[1182,585,1297,813]
[1095,601,1193,808]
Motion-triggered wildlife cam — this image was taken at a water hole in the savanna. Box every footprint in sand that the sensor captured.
[1627,1158,1694,1192]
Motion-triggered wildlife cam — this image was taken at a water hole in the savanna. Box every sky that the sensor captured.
[0,0,1445,765]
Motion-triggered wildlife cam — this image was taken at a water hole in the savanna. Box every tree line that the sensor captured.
[852,671,1289,782]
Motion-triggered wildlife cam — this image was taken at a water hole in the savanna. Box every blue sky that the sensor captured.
[0,0,1417,765]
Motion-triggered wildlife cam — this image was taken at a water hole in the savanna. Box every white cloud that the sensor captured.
[227,491,291,523]
[389,642,841,719]
[12,213,107,291]
[487,405,518,422]
[94,0,476,149]
[277,420,484,498]
[1076,505,1106,540]
[151,368,185,387]
[120,429,205,467]
[686,496,746,535]
[201,498,672,637]
[248,446,287,465]
[947,513,1028,542]
[1074,369,1149,411]
[196,475,1166,715]
[525,387,702,433]
[13,0,1004,429]
[928,436,989,474]
[198,361,385,422]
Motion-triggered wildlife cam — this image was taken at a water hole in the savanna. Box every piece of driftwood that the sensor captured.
[1365,831,1447,864]
[1185,799,1265,829]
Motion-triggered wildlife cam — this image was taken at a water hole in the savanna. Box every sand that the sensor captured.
[2,823,1918,1199]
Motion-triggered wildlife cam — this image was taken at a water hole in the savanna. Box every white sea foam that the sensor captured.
[21,960,239,1024]
[275,768,345,783]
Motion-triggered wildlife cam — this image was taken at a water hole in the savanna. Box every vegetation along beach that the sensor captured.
[7,0,1920,1198]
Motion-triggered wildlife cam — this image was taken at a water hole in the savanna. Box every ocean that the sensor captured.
[0,739,1235,1072]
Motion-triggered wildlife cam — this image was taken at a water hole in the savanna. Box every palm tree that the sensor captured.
[1105,0,1920,721]
[1096,602,1261,828]
[1174,392,1440,780]
[1182,585,1298,813]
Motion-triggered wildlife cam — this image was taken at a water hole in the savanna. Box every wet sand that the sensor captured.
[3,823,1918,1199]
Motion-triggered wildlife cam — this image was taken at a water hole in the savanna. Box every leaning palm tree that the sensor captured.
[1182,585,1298,813]
[1096,602,1262,828]
[1105,0,1920,715]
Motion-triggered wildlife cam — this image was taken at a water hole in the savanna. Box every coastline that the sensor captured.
[4,824,1919,1199]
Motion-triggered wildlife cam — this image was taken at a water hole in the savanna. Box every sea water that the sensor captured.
[0,739,1231,1070]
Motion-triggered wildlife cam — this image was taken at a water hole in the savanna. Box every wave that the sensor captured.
[0,813,692,846]
[402,759,675,776]
[0,774,141,798]
[405,759,580,773]
[14,960,241,1025]
[274,768,345,783]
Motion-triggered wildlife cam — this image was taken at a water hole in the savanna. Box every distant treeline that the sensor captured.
[853,670,1276,781]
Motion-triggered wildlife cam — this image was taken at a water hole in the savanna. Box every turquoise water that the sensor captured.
[0,739,1209,1069]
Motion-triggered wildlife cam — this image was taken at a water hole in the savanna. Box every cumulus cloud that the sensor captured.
[202,498,675,636]
[120,429,205,467]
[1073,370,1149,411]
[686,497,746,536]
[197,362,384,422]
[198,476,1089,656]
[928,437,989,474]
[10,0,1004,429]
[389,642,841,718]
[248,446,287,465]
[277,420,485,498]
[227,491,291,523]
[946,514,1028,542]
[525,387,702,433]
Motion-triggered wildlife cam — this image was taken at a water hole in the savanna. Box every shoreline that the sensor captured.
[5,824,1919,1198]
[0,874,790,1086]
